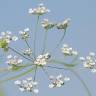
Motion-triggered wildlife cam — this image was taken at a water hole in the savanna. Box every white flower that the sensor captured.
[6,55,23,66]
[61,44,78,56]
[0,31,18,43]
[19,28,30,39]
[14,77,39,93]
[49,74,70,88]
[41,19,55,30]
[23,48,32,56]
[34,53,51,66]
[56,18,71,30]
[80,52,96,73]
[28,3,50,15]
[12,36,18,41]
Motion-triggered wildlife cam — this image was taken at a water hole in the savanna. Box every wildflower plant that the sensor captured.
[0,1,95,96]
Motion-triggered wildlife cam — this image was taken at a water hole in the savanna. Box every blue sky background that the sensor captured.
[0,0,96,96]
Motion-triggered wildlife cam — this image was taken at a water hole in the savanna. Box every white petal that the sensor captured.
[49,84,54,88]
[14,80,21,85]
[7,55,12,59]
[64,77,70,81]
[33,89,39,94]
[19,88,25,92]
[24,28,30,32]
[12,36,18,41]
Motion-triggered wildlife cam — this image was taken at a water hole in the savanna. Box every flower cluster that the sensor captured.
[56,18,70,30]
[61,44,78,56]
[0,1,95,96]
[23,48,32,56]
[19,28,30,39]
[14,77,39,94]
[80,52,96,73]
[6,55,23,67]
[28,3,50,15]
[49,74,70,88]
[41,19,55,30]
[0,31,18,50]
[34,53,51,66]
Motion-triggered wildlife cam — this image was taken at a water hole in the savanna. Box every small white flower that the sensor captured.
[61,44,78,56]
[33,89,39,94]
[49,74,70,88]
[41,19,55,30]
[14,77,39,93]
[80,52,96,73]
[34,53,51,66]
[23,48,32,56]
[19,28,30,39]
[12,36,18,41]
[6,55,23,66]
[28,3,50,15]
[14,80,21,85]
[56,18,71,30]
[0,31,18,44]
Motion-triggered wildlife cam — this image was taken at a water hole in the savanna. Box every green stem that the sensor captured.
[0,67,34,83]
[24,39,34,60]
[33,16,40,58]
[42,67,50,79]
[25,39,31,49]
[55,29,66,49]
[47,60,91,96]
[8,47,33,61]
[42,30,48,54]
[33,65,37,81]
[70,69,91,96]
[48,59,76,67]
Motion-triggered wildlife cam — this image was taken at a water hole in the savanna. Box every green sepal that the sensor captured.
[0,39,8,49]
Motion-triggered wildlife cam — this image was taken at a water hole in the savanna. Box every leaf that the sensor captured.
[0,67,34,83]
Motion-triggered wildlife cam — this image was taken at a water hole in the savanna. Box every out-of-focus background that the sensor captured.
[0,0,96,96]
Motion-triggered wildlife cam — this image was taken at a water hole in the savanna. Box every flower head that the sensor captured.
[41,19,55,30]
[23,48,32,56]
[6,55,23,66]
[14,77,39,94]
[0,31,18,50]
[34,53,51,66]
[61,44,78,56]
[49,74,70,88]
[80,52,96,73]
[19,28,30,39]
[28,3,50,15]
[56,18,71,30]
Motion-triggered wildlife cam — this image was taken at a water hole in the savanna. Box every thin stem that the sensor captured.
[0,67,34,83]
[44,65,70,70]
[25,39,31,49]
[55,29,66,49]
[8,47,33,61]
[70,55,79,64]
[70,70,92,96]
[41,67,50,79]
[42,30,48,54]
[33,16,40,58]
[33,65,38,81]
[24,39,34,60]
[48,59,76,67]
